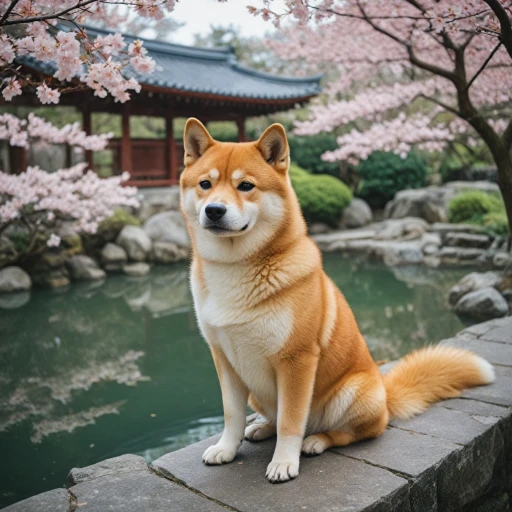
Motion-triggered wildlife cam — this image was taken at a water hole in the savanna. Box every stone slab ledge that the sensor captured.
[5,316,512,512]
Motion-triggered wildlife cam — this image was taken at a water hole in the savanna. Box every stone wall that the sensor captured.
[5,316,512,512]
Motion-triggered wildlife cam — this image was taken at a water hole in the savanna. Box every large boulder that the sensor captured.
[136,186,181,222]
[454,287,509,319]
[101,243,128,272]
[444,180,500,195]
[340,198,373,229]
[143,211,189,249]
[116,225,152,261]
[152,241,188,264]
[66,255,106,281]
[0,266,31,293]
[384,187,454,223]
[448,271,502,306]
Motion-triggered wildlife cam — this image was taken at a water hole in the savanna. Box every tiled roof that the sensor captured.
[21,25,322,102]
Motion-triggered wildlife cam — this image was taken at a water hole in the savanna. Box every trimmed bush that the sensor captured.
[356,151,428,208]
[289,164,352,227]
[448,190,503,224]
[288,133,340,176]
[448,190,508,236]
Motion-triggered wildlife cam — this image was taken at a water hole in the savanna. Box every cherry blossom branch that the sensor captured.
[484,0,512,58]
[1,1,98,26]
[465,41,502,90]
[0,0,20,25]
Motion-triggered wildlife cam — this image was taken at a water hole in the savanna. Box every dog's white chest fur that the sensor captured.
[191,260,293,405]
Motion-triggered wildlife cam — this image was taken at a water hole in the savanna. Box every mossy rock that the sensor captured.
[84,209,141,252]
[62,235,84,256]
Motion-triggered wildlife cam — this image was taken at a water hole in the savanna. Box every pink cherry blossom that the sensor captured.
[36,84,61,105]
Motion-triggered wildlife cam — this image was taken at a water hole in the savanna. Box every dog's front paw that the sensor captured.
[266,460,299,483]
[245,422,276,441]
[202,443,238,465]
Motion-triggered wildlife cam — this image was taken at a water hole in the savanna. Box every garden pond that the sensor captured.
[0,255,476,508]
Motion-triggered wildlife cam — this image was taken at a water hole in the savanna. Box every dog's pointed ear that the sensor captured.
[184,118,215,166]
[256,124,289,173]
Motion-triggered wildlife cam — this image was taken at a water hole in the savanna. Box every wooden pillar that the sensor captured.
[82,107,93,170]
[166,113,178,184]
[237,117,247,142]
[121,104,133,174]
[8,145,27,174]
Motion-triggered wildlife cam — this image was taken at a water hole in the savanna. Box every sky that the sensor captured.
[169,0,284,45]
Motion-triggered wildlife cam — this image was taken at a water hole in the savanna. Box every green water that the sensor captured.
[0,256,473,508]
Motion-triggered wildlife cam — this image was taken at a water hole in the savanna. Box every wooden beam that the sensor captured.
[120,104,133,174]
[166,113,178,184]
[82,107,93,170]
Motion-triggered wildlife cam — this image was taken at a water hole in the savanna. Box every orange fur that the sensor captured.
[180,118,495,483]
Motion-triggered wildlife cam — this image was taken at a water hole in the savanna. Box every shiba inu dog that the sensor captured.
[180,118,495,483]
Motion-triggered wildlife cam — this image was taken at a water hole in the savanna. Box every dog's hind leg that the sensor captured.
[301,417,386,455]
[245,394,277,441]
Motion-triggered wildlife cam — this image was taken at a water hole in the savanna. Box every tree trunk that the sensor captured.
[495,151,512,252]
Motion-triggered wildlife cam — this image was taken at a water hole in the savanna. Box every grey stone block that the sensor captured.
[463,365,512,407]
[152,435,409,512]
[436,398,510,418]
[68,454,149,485]
[3,488,70,512]
[70,471,224,512]
[440,337,512,367]
[437,424,505,510]
[479,323,512,345]
[334,426,458,477]
[458,317,512,339]
[391,405,496,445]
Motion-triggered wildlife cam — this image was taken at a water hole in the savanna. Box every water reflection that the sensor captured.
[0,258,472,507]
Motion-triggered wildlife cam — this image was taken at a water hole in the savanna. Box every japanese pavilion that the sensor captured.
[7,26,322,187]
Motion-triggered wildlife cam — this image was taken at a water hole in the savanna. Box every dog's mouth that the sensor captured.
[205,223,250,236]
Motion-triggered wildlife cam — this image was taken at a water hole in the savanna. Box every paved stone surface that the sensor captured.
[334,426,459,477]
[3,488,70,512]
[441,336,512,367]
[435,398,510,418]
[68,454,149,485]
[152,436,410,512]
[391,402,499,445]
[70,471,226,512]
[463,365,512,407]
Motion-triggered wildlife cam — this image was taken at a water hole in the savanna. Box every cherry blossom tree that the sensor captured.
[0,113,139,263]
[250,0,512,247]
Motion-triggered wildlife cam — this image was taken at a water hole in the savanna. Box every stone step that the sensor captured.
[443,232,492,249]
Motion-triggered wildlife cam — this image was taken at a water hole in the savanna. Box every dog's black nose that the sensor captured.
[205,203,227,221]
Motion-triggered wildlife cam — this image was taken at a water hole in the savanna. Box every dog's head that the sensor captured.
[180,118,304,263]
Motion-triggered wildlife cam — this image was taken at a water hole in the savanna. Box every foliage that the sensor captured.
[448,191,504,223]
[289,164,352,227]
[448,191,507,236]
[288,133,340,176]
[356,151,428,208]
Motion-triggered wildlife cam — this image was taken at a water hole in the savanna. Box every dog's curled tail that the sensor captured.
[383,345,495,421]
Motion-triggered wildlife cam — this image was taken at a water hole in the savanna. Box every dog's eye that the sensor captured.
[199,180,212,190]
[238,181,255,192]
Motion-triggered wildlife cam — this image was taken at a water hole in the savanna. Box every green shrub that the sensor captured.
[448,190,508,236]
[448,190,504,224]
[289,164,352,227]
[288,133,340,176]
[482,211,508,237]
[356,151,428,208]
